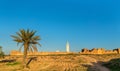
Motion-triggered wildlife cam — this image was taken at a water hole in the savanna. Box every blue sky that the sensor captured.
[0,0,120,54]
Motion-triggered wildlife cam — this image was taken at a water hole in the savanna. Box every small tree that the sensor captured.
[11,29,41,68]
[0,46,4,58]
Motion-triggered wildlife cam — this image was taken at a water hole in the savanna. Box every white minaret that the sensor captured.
[66,41,70,52]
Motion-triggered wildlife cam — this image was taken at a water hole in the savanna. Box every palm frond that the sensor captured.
[30,41,41,47]
[19,43,24,52]
[29,46,33,52]
[17,42,19,46]
[11,35,20,39]
[27,44,34,52]
[13,39,23,43]
[32,45,38,52]
[37,43,42,47]
[20,29,26,40]
[29,30,36,39]
[32,36,41,41]
[16,32,22,38]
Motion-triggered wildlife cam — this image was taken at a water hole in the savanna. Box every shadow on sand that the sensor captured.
[0,59,16,63]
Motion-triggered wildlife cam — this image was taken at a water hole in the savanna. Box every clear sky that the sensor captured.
[0,0,120,54]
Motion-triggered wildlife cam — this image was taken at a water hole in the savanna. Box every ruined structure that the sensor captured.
[80,48,120,54]
[10,48,120,55]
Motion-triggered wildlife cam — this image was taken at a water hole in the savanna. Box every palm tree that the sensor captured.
[11,29,41,68]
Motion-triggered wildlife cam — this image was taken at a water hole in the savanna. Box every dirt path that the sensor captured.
[82,55,110,71]
[84,57,110,71]
[90,62,110,71]
[97,64,110,71]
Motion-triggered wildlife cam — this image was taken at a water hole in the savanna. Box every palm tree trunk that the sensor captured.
[23,42,29,68]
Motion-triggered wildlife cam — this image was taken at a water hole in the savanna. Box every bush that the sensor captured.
[0,51,4,58]
[103,58,120,71]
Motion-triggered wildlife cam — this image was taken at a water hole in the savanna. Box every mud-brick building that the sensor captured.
[81,48,120,54]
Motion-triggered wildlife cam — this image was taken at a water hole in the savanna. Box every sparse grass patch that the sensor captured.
[78,58,86,63]
[6,62,21,66]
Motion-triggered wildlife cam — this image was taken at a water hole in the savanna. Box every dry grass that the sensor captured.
[0,54,120,71]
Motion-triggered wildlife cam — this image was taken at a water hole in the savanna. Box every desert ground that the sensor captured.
[0,54,120,71]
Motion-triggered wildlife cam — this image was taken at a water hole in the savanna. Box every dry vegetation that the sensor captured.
[0,54,120,71]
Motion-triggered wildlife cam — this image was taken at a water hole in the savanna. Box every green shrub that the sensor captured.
[103,58,120,71]
[6,62,21,66]
[0,51,4,58]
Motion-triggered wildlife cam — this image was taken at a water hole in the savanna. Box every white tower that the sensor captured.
[66,41,70,52]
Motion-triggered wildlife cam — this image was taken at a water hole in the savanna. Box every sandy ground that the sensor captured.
[0,54,117,71]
